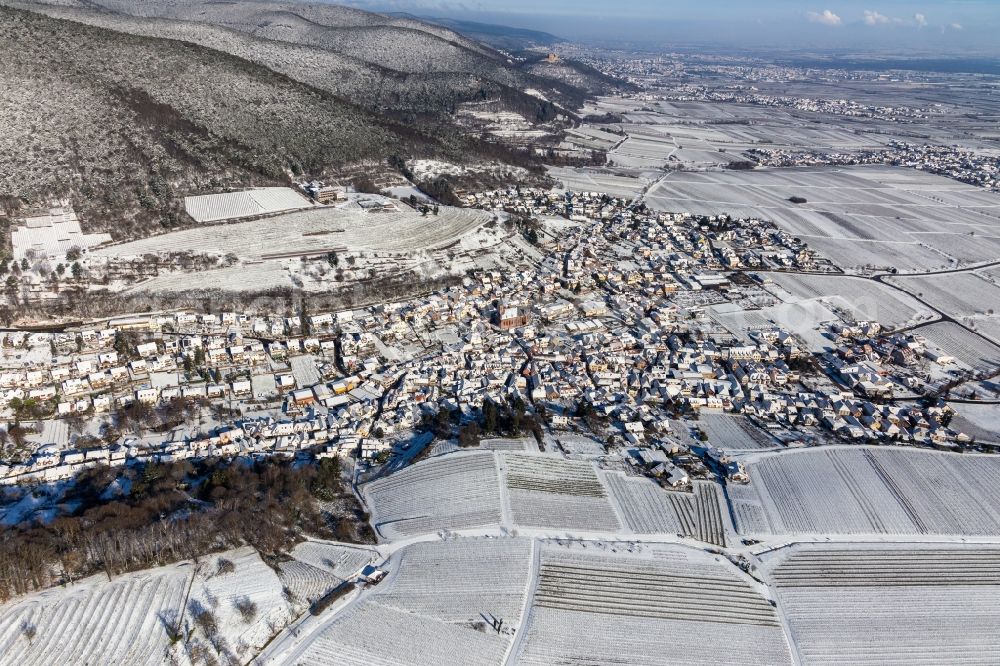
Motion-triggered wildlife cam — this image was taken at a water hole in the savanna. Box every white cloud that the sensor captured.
[863,10,890,25]
[807,9,842,26]
[914,13,927,27]
[949,22,963,30]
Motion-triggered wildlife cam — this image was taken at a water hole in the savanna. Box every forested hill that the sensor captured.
[0,5,552,238]
[11,0,608,115]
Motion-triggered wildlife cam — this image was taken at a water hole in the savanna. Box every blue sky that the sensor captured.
[345,0,1000,52]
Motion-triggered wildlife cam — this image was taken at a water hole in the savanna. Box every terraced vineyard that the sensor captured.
[502,454,621,531]
[364,452,502,539]
[738,447,1000,537]
[769,545,1000,665]
[515,546,792,665]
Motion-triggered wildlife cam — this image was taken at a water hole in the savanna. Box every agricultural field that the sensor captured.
[603,472,684,534]
[756,299,842,351]
[604,474,727,545]
[559,125,622,152]
[770,273,935,329]
[0,546,293,666]
[546,166,650,198]
[185,547,295,661]
[275,561,343,607]
[554,434,606,456]
[969,315,1000,347]
[371,538,531,625]
[763,544,1000,665]
[93,200,501,293]
[708,306,776,342]
[291,600,509,666]
[501,453,621,532]
[94,201,492,260]
[363,451,503,539]
[735,447,1000,538]
[288,538,527,666]
[949,402,1000,444]
[888,272,1000,319]
[10,207,111,262]
[607,126,681,169]
[644,166,1000,272]
[479,437,535,452]
[0,563,190,666]
[915,322,1000,373]
[277,540,375,604]
[183,187,313,223]
[698,414,781,451]
[286,541,375,581]
[513,543,792,665]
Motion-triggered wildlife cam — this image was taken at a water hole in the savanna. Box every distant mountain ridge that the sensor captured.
[0,0,629,239]
[12,0,594,113]
[394,14,563,49]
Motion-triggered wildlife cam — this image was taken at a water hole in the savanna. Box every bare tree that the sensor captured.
[20,621,37,645]
[234,596,258,624]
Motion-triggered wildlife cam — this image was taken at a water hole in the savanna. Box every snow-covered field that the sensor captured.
[93,201,502,293]
[764,543,1000,665]
[603,472,684,534]
[0,546,295,666]
[546,166,651,198]
[408,159,528,182]
[11,208,111,262]
[0,563,190,666]
[278,541,375,604]
[735,447,1000,537]
[371,538,531,624]
[771,273,935,329]
[292,600,508,666]
[363,451,503,539]
[185,547,294,661]
[95,203,492,260]
[479,437,534,452]
[290,538,530,666]
[644,166,1000,272]
[501,453,622,532]
[916,321,1000,373]
[888,272,1000,319]
[513,543,791,665]
[698,414,781,451]
[184,187,313,223]
[604,474,728,545]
